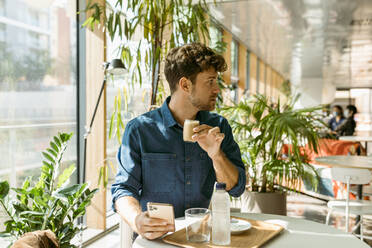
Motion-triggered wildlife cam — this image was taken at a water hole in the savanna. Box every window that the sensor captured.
[105,38,151,217]
[29,8,39,26]
[231,39,238,79]
[0,0,77,187]
[256,56,260,94]
[0,0,5,16]
[209,24,222,50]
[264,64,267,95]
[245,50,250,94]
[28,31,39,48]
[0,23,5,42]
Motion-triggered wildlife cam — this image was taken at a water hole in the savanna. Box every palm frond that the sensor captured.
[218,94,326,192]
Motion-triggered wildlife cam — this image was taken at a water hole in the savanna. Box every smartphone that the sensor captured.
[147,202,175,225]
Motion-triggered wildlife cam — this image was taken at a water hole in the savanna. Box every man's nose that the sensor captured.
[213,83,220,94]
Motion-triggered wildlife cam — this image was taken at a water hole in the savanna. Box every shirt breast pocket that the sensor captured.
[142,153,177,193]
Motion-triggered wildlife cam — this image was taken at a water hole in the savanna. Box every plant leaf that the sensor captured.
[0,181,9,199]
[57,164,76,188]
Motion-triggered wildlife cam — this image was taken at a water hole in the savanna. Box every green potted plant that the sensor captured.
[0,133,98,248]
[218,94,323,215]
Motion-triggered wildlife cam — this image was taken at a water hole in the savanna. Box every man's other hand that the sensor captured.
[134,211,175,240]
[192,124,224,159]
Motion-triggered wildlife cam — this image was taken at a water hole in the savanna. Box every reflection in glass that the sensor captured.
[231,39,238,78]
[0,0,77,187]
[105,36,151,215]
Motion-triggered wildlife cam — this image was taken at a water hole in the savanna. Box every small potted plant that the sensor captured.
[219,94,323,215]
[0,133,97,247]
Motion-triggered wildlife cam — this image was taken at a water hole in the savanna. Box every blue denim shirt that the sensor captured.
[111,97,246,218]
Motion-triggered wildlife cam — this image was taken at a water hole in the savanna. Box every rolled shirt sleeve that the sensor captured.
[111,121,142,211]
[220,118,246,197]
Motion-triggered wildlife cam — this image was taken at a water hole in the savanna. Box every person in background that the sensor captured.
[328,105,345,131]
[335,105,357,136]
[321,105,331,124]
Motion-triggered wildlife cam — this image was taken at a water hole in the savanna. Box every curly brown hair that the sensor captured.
[164,42,227,94]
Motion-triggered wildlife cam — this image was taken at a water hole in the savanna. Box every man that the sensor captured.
[111,42,246,240]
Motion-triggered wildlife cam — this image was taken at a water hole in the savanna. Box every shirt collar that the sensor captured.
[161,96,178,128]
[161,96,207,127]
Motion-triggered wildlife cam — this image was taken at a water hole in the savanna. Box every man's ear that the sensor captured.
[179,77,192,93]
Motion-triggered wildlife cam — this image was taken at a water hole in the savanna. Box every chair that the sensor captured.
[326,167,372,240]
[120,219,133,248]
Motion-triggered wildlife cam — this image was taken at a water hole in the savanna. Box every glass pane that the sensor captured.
[209,25,222,50]
[246,51,250,93]
[256,57,260,94]
[231,40,238,78]
[0,0,77,187]
[106,37,151,215]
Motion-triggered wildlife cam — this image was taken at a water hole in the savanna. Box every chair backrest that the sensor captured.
[120,219,133,248]
[330,167,372,184]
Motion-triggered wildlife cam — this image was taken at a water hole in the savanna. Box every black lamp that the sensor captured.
[82,59,126,183]
[78,59,126,247]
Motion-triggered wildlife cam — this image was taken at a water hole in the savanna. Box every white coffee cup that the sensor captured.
[183,120,200,142]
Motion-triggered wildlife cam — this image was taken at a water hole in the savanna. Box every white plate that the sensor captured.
[230,218,252,234]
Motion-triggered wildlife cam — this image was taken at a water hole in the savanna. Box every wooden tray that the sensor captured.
[162,216,284,248]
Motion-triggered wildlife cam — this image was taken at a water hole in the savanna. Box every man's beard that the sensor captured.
[189,92,216,111]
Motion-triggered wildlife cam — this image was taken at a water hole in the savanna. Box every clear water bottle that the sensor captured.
[212,182,230,245]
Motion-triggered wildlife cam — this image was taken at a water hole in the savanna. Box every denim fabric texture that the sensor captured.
[111,96,246,218]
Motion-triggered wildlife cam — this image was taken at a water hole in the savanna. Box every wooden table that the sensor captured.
[133,212,369,248]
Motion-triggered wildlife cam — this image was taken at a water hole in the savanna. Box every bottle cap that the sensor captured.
[216,183,226,190]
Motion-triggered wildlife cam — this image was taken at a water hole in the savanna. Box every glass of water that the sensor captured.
[185,208,211,243]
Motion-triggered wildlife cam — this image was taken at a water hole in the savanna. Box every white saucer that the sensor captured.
[230,218,252,234]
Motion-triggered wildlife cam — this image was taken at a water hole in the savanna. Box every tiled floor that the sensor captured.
[86,192,372,247]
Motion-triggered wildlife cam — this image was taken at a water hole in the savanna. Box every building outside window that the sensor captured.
[0,0,5,16]
[29,8,39,26]
[0,0,77,188]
